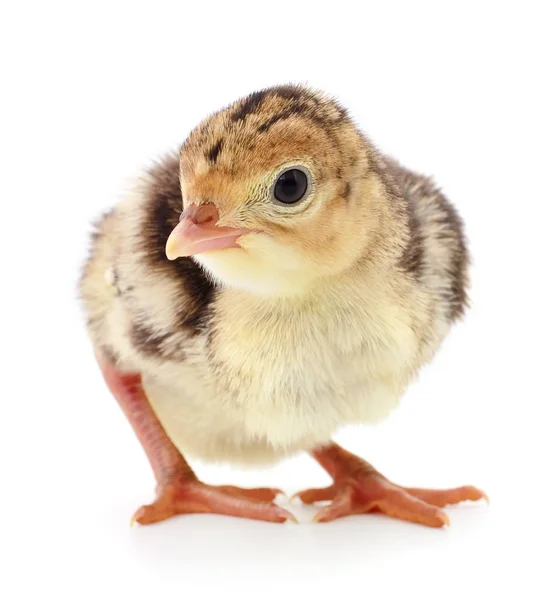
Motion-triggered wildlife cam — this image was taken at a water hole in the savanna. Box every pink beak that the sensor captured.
[165,203,250,260]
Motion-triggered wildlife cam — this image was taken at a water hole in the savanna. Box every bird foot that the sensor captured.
[131,477,296,525]
[295,466,487,527]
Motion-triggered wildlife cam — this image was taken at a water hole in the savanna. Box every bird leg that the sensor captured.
[296,442,487,527]
[97,353,295,525]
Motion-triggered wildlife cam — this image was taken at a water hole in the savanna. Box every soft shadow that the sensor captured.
[128,501,490,573]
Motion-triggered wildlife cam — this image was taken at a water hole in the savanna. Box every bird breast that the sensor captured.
[142,282,426,466]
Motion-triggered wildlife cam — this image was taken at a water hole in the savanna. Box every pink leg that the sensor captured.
[97,352,295,525]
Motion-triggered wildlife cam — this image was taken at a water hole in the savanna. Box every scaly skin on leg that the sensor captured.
[97,353,295,525]
[296,442,487,527]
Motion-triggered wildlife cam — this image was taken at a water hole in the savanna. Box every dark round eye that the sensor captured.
[273,169,308,204]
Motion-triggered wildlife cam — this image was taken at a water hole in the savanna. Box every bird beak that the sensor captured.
[165,203,250,260]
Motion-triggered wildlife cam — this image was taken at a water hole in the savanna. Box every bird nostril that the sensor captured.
[180,203,219,225]
[194,203,219,225]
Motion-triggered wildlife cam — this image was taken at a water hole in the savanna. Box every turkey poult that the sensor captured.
[80,85,486,527]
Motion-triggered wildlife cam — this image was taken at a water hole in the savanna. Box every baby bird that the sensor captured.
[80,85,486,527]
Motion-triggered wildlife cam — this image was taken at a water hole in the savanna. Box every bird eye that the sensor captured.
[273,168,309,205]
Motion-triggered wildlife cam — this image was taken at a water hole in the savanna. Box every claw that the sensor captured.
[286,514,300,524]
[439,511,451,527]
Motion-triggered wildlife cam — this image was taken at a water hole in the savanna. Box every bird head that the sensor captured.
[166,85,389,296]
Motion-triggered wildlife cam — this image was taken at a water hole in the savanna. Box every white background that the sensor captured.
[2,1,556,598]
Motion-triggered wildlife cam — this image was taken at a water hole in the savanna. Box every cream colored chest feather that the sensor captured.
[145,297,421,459]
